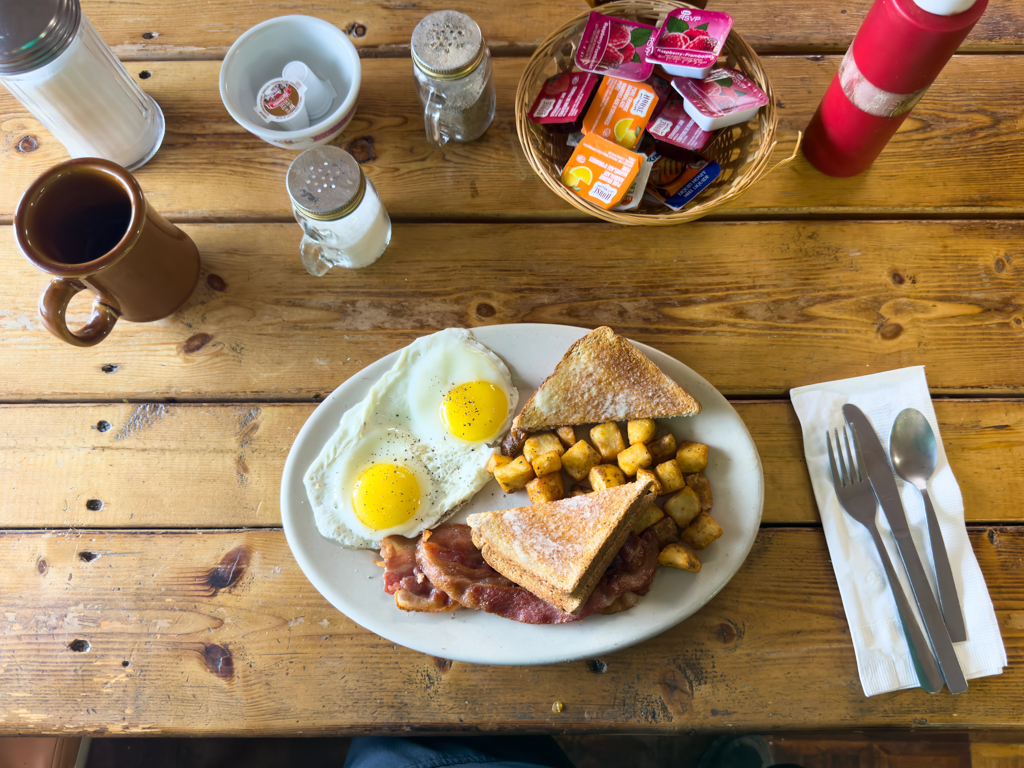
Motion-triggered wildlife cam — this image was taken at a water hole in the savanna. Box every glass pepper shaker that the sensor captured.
[287,146,392,276]
[411,10,496,147]
[0,0,165,170]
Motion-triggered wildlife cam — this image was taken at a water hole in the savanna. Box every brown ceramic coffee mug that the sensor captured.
[14,158,201,347]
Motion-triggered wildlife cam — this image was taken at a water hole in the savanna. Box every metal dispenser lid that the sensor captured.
[287,146,366,221]
[0,0,81,75]
[411,10,484,81]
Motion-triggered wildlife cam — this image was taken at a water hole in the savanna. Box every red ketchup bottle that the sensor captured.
[802,0,987,177]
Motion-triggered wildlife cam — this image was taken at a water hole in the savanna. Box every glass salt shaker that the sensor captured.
[0,0,164,170]
[411,10,496,147]
[287,146,392,276]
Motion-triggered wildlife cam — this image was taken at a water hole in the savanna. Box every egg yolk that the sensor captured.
[440,381,508,442]
[352,463,420,530]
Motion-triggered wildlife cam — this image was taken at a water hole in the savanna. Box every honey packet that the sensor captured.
[562,133,644,209]
[581,76,659,151]
[644,151,721,210]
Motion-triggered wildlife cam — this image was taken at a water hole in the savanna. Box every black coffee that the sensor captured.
[33,169,133,265]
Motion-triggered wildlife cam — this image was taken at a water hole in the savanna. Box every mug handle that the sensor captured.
[423,89,448,147]
[38,278,120,347]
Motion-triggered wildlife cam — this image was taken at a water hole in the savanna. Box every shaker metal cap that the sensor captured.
[0,0,81,75]
[411,10,484,81]
[287,146,366,221]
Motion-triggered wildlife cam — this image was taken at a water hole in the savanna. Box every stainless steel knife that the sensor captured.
[842,404,968,694]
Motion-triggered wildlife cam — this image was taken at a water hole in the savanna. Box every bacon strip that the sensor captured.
[380,533,461,613]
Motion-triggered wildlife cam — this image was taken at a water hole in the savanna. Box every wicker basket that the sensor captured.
[515,0,795,225]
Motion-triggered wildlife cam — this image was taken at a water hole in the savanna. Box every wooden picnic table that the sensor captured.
[0,0,1021,738]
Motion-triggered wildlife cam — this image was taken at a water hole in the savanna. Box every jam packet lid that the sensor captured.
[647,92,715,151]
[528,72,600,125]
[672,68,768,121]
[574,12,656,82]
[647,9,733,72]
[562,133,644,210]
[645,151,721,210]
[581,76,659,151]
[255,78,307,123]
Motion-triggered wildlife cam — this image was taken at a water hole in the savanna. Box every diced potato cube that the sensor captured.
[570,483,587,498]
[561,439,601,481]
[600,590,640,615]
[486,454,512,474]
[685,472,713,512]
[617,441,652,477]
[527,472,565,504]
[658,543,702,572]
[632,503,665,535]
[663,486,701,529]
[649,516,680,549]
[680,511,723,550]
[646,433,677,464]
[555,426,577,449]
[531,450,562,477]
[590,422,626,462]
[627,418,657,445]
[654,459,686,494]
[589,464,625,491]
[676,441,709,473]
[523,433,565,465]
[493,455,535,493]
[635,466,663,496]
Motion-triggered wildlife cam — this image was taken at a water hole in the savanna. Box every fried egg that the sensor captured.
[305,329,518,549]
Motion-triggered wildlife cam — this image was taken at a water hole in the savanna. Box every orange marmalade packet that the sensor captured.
[581,76,658,151]
[561,133,643,209]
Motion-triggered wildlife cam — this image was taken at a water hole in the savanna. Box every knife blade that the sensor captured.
[842,404,968,694]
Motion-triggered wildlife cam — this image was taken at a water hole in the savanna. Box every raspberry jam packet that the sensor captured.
[647,91,716,153]
[574,12,657,82]
[645,151,721,210]
[647,9,733,79]
[562,133,644,210]
[581,76,659,151]
[672,68,769,131]
[527,71,600,133]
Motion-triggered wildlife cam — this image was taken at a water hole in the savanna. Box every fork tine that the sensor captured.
[842,425,858,483]
[826,429,843,489]
[834,427,849,486]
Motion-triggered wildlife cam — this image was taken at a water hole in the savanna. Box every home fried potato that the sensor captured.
[685,472,713,512]
[646,433,677,464]
[493,455,535,493]
[680,511,723,550]
[523,432,565,465]
[627,418,656,445]
[486,454,511,474]
[600,591,640,615]
[649,516,680,549]
[658,543,701,572]
[635,466,663,496]
[676,441,709,473]
[527,472,565,504]
[663,486,701,529]
[590,422,626,462]
[632,503,665,535]
[531,450,562,477]
[617,442,652,477]
[570,483,587,498]
[562,439,601,481]
[555,426,577,449]
[654,458,686,494]
[589,464,626,491]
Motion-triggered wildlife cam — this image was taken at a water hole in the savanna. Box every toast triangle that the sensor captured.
[511,326,701,433]
[467,480,656,615]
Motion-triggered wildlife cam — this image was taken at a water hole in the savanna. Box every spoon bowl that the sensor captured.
[890,408,938,489]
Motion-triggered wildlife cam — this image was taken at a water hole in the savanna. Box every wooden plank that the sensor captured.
[0,527,1018,735]
[3,400,1023,529]
[2,220,1024,401]
[3,57,1024,221]
[971,743,1024,767]
[81,0,1024,59]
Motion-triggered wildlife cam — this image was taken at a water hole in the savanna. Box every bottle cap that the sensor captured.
[287,146,366,221]
[411,10,484,80]
[0,0,81,75]
[912,0,978,14]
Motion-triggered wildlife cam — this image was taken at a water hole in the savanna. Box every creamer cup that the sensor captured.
[671,68,768,131]
[647,9,733,79]
[574,12,657,83]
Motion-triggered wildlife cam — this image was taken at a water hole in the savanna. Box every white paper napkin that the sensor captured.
[790,366,1006,696]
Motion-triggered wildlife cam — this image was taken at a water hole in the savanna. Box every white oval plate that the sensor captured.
[281,324,763,665]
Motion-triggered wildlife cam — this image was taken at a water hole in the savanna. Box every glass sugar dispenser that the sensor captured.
[0,0,164,170]
[287,146,392,275]
[411,10,496,147]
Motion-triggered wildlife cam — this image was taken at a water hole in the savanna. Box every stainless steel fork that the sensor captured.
[827,426,944,694]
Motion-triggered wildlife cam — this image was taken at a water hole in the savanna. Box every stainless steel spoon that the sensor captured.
[890,408,966,643]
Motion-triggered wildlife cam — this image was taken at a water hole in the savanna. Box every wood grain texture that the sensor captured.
[80,0,1024,59]
[2,57,1023,221]
[2,221,1023,401]
[2,400,1023,528]
[0,527,1018,736]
